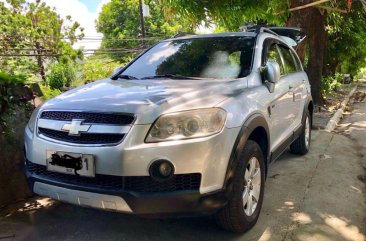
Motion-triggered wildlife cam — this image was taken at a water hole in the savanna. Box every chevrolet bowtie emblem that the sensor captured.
[62,119,91,136]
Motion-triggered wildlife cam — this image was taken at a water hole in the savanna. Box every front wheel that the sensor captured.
[215,140,265,233]
[290,111,311,155]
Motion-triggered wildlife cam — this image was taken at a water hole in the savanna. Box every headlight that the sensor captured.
[145,108,226,143]
[27,104,42,133]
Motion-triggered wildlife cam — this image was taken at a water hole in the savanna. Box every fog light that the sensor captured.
[149,160,175,181]
[159,162,173,176]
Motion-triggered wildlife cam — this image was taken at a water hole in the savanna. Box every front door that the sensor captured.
[263,42,295,151]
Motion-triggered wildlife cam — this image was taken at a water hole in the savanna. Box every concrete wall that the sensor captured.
[0,106,32,207]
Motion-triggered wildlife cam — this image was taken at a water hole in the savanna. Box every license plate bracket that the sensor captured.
[46,151,95,177]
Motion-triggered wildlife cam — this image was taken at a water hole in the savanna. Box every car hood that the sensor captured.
[42,78,246,124]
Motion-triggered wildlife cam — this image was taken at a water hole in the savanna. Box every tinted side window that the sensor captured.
[278,45,297,74]
[265,43,285,75]
[290,50,302,71]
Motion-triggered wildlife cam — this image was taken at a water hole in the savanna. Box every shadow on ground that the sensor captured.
[0,130,365,241]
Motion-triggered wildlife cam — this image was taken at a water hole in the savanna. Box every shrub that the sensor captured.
[0,71,30,113]
[63,65,76,87]
[321,73,343,94]
[0,71,26,85]
[39,85,62,100]
[48,63,66,90]
[355,67,366,80]
[82,57,121,84]
[47,62,76,90]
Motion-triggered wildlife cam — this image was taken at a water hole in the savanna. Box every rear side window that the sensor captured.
[290,50,303,71]
[278,45,298,74]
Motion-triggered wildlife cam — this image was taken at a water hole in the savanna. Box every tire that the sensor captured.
[290,111,311,155]
[215,140,265,233]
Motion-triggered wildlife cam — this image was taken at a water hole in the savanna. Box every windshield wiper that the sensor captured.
[141,74,200,80]
[116,74,139,80]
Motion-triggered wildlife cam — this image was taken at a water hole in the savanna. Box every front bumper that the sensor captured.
[26,174,227,216]
[24,125,239,193]
[24,124,240,215]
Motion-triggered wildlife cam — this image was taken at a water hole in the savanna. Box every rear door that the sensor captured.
[277,44,306,130]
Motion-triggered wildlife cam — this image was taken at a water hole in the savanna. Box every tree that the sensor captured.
[286,0,328,104]
[0,0,84,82]
[162,0,366,104]
[96,0,194,62]
[325,2,366,77]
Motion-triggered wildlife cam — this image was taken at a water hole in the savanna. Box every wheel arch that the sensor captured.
[223,113,270,197]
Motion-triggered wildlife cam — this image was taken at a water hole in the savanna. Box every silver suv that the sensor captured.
[25,26,313,232]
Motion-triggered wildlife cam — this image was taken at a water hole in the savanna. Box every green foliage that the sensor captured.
[47,63,66,90]
[47,62,76,90]
[0,71,27,110]
[0,71,31,123]
[0,0,84,79]
[355,67,366,80]
[321,73,343,94]
[39,84,61,100]
[162,0,287,30]
[325,2,366,77]
[81,57,122,84]
[96,0,194,61]
[0,71,26,85]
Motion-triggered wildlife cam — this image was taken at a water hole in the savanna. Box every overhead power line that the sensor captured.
[0,48,53,51]
[1,34,162,41]
[0,53,60,57]
[0,47,148,57]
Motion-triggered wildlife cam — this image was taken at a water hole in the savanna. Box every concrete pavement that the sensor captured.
[0,90,365,240]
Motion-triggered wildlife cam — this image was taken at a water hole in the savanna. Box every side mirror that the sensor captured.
[261,60,280,93]
[112,66,123,75]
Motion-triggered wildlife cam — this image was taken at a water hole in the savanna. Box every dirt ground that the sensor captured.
[312,83,360,130]
[0,86,365,241]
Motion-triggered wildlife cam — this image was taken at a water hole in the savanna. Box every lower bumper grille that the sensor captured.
[26,161,201,193]
[39,128,125,145]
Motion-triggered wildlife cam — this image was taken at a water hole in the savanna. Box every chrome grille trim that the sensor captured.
[37,119,131,134]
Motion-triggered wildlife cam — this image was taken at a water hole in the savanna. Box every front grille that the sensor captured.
[40,111,135,125]
[26,161,201,193]
[39,128,125,145]
[38,111,133,145]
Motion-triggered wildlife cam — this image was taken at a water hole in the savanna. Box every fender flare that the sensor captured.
[302,96,313,126]
[222,113,270,197]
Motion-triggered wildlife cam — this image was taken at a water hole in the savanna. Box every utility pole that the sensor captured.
[138,0,146,39]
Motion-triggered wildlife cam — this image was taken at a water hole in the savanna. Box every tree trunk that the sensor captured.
[35,41,46,83]
[287,0,326,105]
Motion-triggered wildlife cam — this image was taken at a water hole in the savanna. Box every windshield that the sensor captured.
[121,36,255,79]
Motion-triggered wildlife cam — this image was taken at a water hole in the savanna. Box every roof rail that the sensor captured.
[259,27,279,36]
[240,24,279,36]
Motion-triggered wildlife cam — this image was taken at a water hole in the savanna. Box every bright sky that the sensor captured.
[34,0,110,49]
[1,0,213,49]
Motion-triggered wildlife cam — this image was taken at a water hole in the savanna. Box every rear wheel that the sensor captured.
[290,111,311,155]
[215,140,265,233]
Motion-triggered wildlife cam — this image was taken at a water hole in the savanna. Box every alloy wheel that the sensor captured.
[243,157,261,216]
[305,116,310,148]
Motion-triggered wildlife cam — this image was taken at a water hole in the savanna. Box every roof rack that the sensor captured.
[240,24,279,36]
[259,27,279,36]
